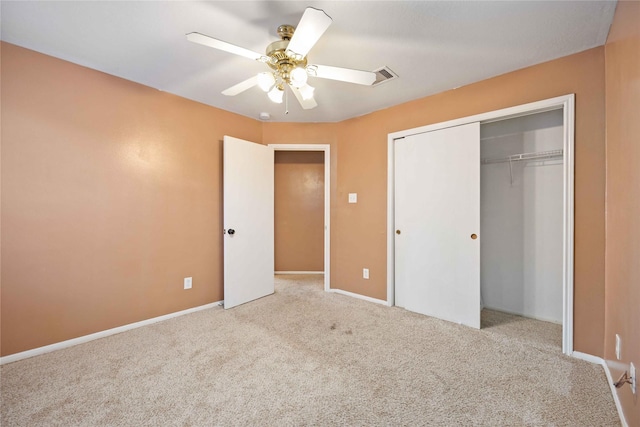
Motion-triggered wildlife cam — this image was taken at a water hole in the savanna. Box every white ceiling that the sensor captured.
[1,1,616,123]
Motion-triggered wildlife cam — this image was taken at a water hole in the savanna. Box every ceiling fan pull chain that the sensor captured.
[285,88,289,115]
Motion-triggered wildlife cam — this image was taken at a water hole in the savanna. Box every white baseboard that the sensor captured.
[0,301,222,365]
[571,351,628,427]
[328,288,387,306]
[571,351,603,365]
[601,359,629,427]
[275,271,324,275]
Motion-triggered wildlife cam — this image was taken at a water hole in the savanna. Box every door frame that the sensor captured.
[386,94,575,355]
[269,144,331,292]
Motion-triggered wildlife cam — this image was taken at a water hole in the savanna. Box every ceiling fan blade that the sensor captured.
[186,32,263,61]
[222,75,259,96]
[308,64,376,86]
[290,86,318,110]
[286,7,332,59]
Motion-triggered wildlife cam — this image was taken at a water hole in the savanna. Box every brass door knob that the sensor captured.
[396,230,401,235]
[471,233,478,240]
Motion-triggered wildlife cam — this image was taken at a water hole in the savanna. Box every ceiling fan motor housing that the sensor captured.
[266,26,307,85]
[277,25,295,40]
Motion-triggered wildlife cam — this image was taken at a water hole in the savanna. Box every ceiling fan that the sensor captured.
[186,7,376,110]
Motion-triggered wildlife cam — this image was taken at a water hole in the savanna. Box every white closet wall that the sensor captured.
[480,110,563,323]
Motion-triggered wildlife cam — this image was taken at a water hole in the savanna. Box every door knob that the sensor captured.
[396,230,401,235]
[228,229,236,235]
[471,233,477,240]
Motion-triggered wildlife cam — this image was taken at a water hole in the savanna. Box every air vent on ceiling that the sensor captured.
[372,66,398,86]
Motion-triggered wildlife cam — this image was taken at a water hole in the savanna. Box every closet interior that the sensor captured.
[480,110,564,325]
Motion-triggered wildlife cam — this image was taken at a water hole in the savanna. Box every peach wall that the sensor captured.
[604,1,640,424]
[0,43,262,356]
[333,118,389,300]
[274,151,324,271]
[331,47,607,356]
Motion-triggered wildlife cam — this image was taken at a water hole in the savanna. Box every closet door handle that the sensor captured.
[471,233,478,240]
[396,230,401,235]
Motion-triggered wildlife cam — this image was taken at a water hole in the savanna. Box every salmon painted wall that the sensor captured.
[0,43,262,356]
[332,47,607,356]
[604,1,640,424]
[274,151,324,272]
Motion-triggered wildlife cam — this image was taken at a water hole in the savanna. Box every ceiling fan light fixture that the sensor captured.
[257,72,276,92]
[286,50,304,62]
[305,65,318,77]
[267,85,284,103]
[290,67,308,87]
[299,84,315,100]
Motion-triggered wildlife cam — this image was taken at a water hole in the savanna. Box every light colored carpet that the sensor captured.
[1,275,619,426]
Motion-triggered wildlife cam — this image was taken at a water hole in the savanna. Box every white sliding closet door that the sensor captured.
[395,122,481,328]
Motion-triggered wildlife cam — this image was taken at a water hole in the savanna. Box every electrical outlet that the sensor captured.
[631,362,637,395]
[616,334,622,360]
[184,277,192,290]
[363,268,369,279]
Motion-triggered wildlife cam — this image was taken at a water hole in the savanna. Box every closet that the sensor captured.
[480,110,564,323]
[394,105,571,320]
[391,95,573,351]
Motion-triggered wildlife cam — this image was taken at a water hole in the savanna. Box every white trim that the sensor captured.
[328,288,388,306]
[562,95,575,355]
[0,301,222,365]
[387,94,575,355]
[571,351,604,365]
[387,95,573,141]
[387,135,395,306]
[571,352,628,427]
[602,361,630,427]
[275,271,324,275]
[269,144,331,293]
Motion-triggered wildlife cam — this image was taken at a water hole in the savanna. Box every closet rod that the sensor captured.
[481,149,563,165]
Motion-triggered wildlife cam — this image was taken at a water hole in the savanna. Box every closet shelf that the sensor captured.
[481,149,563,165]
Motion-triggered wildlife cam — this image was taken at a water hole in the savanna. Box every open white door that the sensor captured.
[394,122,481,328]
[223,136,274,309]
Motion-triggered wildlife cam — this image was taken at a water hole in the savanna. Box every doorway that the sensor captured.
[386,95,575,355]
[269,144,331,292]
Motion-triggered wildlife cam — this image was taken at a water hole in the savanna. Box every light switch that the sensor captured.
[348,193,358,203]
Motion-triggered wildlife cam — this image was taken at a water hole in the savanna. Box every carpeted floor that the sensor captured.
[1,275,619,426]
